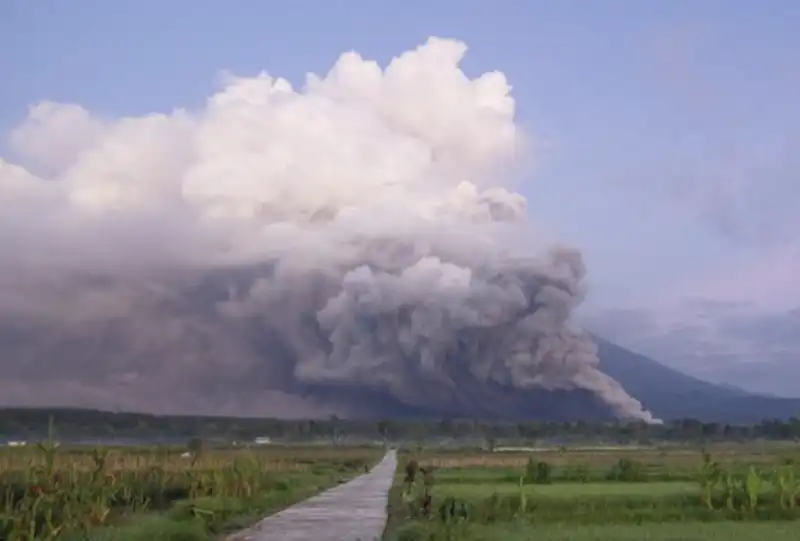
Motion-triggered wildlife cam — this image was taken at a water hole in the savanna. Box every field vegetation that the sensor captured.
[0,423,381,541]
[383,443,800,540]
[5,409,800,540]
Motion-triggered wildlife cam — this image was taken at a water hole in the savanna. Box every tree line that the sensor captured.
[1,408,799,443]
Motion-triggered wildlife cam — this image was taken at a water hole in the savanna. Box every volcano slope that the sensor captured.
[595,338,800,423]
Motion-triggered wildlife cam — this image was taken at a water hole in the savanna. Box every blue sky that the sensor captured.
[2,1,799,392]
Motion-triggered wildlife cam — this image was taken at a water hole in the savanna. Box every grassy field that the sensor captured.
[383,443,800,541]
[0,438,382,541]
[389,521,800,540]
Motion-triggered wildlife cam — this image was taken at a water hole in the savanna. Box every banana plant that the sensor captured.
[698,449,722,509]
[774,466,792,509]
[745,466,762,513]
[517,474,527,517]
[90,448,109,483]
[36,417,59,478]
[720,471,737,512]
[780,466,798,509]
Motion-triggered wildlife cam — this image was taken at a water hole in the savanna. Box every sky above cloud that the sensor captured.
[1,0,798,395]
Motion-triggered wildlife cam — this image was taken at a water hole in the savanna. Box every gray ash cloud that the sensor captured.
[0,38,656,422]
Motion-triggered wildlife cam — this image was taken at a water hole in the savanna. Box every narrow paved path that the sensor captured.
[227,449,397,541]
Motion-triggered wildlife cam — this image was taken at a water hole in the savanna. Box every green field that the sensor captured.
[391,521,800,541]
[383,444,800,540]
[437,479,702,498]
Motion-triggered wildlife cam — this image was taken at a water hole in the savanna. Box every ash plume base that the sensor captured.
[0,37,658,423]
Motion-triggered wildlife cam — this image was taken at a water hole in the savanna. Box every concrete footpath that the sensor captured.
[226,449,397,541]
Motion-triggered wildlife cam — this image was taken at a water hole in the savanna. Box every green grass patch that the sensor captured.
[383,451,800,540]
[387,520,800,541]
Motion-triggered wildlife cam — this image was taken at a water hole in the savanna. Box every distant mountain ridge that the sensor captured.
[595,337,800,423]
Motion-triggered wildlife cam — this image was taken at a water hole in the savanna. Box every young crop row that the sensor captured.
[429,456,800,485]
[413,447,798,471]
[697,450,799,512]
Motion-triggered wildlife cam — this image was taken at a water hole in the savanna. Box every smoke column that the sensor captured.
[0,38,657,422]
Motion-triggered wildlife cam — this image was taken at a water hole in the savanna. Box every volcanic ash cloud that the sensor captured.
[0,37,657,422]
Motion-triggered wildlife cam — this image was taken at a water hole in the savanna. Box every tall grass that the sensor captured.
[0,436,379,540]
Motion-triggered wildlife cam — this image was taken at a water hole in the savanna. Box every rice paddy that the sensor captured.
[382,443,800,540]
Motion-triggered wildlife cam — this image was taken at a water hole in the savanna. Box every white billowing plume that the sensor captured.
[0,37,656,422]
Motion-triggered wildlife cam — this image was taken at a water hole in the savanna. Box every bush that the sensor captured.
[524,458,552,484]
[607,458,645,482]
